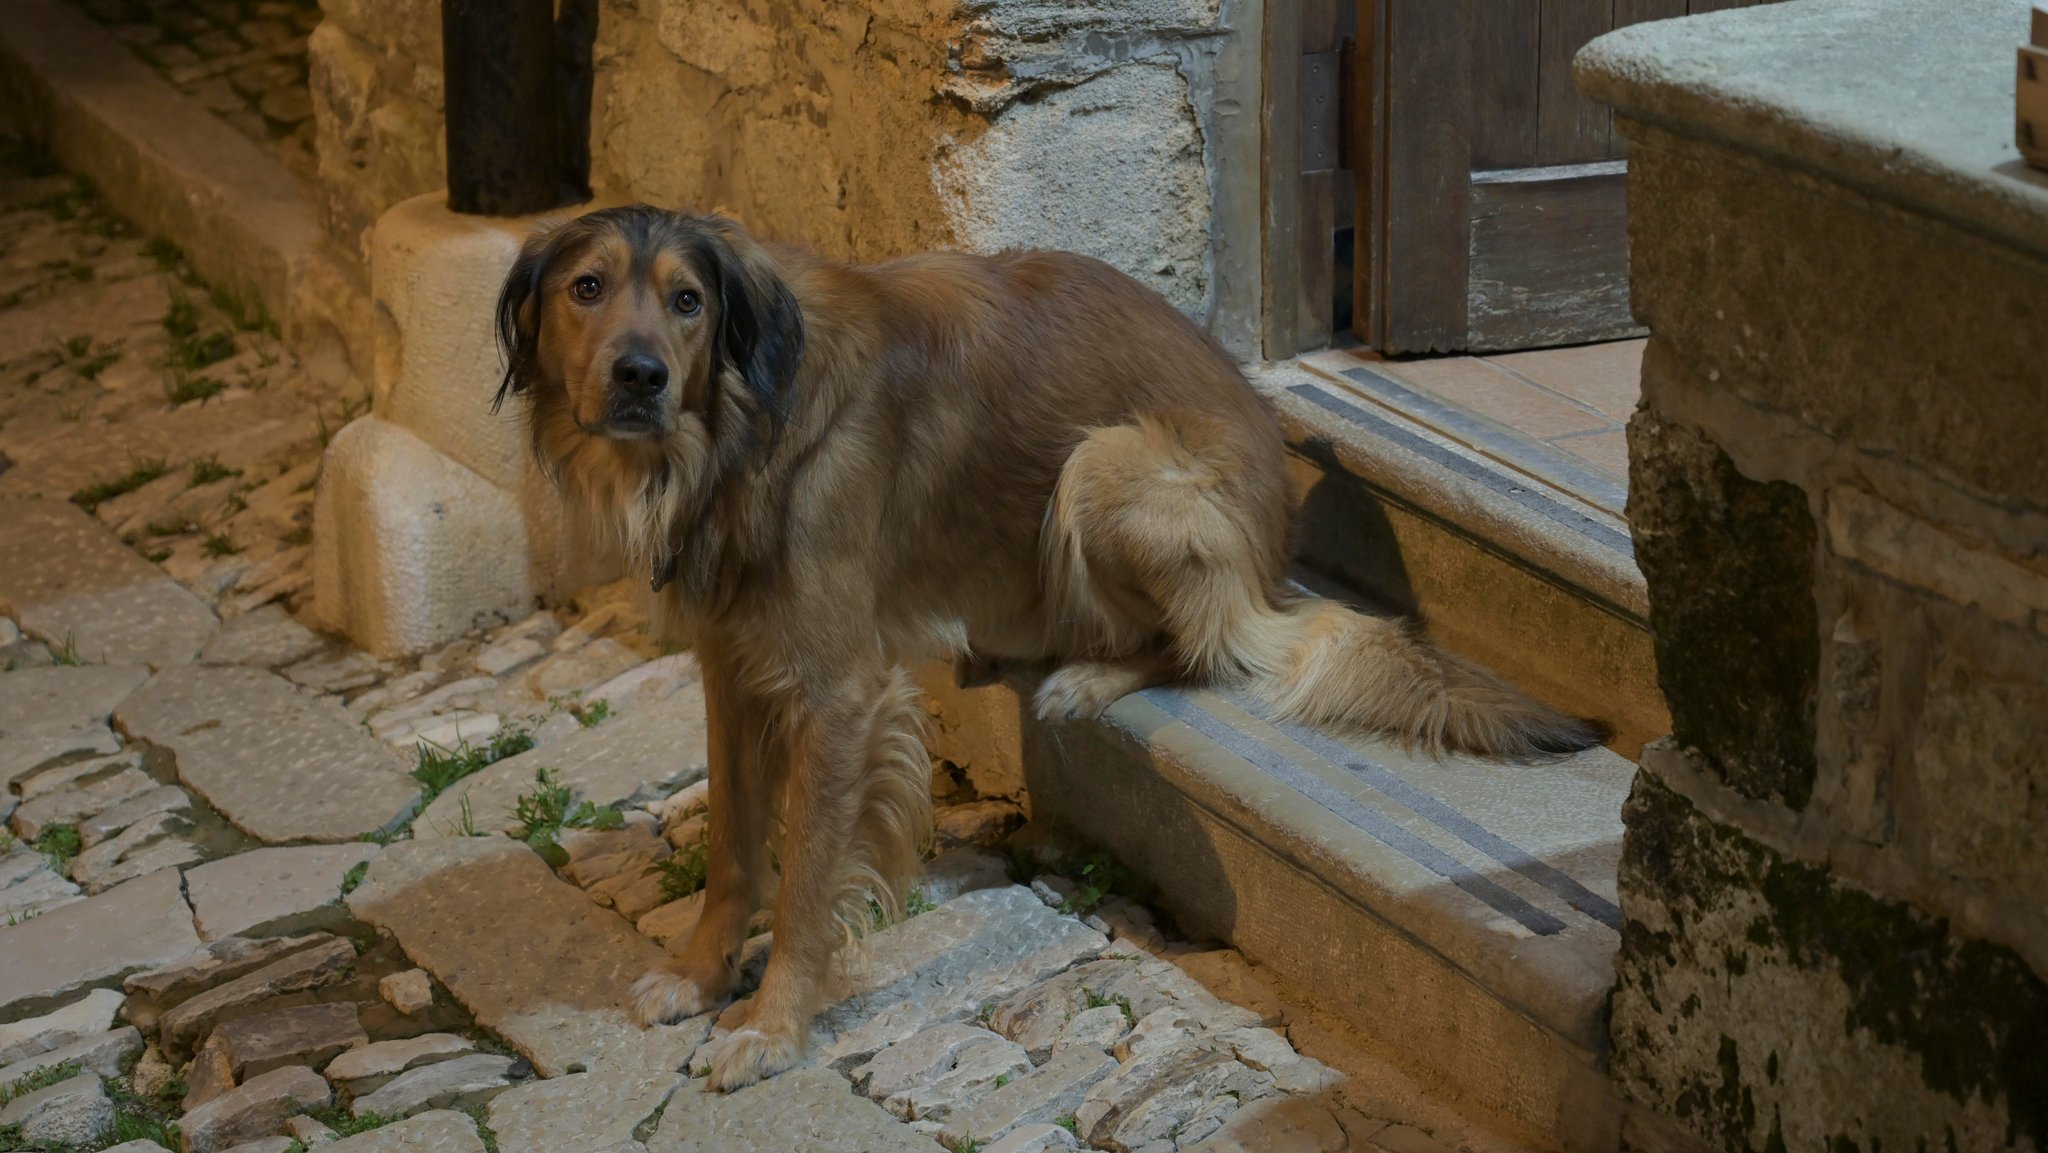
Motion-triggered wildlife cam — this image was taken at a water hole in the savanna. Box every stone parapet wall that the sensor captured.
[307,0,1253,346]
[1580,3,2048,1150]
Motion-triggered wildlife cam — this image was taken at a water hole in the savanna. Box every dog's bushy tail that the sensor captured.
[1219,598,1604,760]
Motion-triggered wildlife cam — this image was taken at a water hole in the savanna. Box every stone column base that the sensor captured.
[312,192,618,658]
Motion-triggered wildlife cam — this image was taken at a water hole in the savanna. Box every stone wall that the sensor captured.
[1580,3,2048,1150]
[307,0,1256,346]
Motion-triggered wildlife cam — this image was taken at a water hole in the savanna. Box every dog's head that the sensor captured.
[495,205,804,455]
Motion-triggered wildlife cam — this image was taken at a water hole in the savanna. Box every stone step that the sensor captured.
[1253,361,1666,758]
[926,664,1637,1153]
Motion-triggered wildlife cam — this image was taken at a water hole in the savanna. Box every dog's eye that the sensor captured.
[572,275,602,302]
[673,289,702,316]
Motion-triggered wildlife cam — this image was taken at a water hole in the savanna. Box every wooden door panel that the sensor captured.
[1466,162,1633,350]
[1535,0,1616,163]
[1472,0,1541,169]
[1379,0,1474,353]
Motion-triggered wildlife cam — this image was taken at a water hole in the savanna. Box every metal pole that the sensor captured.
[442,0,567,216]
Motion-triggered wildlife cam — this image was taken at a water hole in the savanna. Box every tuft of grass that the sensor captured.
[162,286,200,340]
[165,369,229,406]
[466,1104,501,1153]
[210,283,279,337]
[946,1139,981,1153]
[509,768,623,867]
[411,727,535,806]
[106,1074,181,1148]
[71,456,170,513]
[34,825,82,871]
[574,699,611,729]
[188,455,241,487]
[1054,1113,1079,1136]
[340,861,368,895]
[143,546,172,563]
[201,532,239,558]
[0,1061,83,1108]
[306,1105,398,1138]
[48,633,87,666]
[145,518,191,537]
[652,838,708,904]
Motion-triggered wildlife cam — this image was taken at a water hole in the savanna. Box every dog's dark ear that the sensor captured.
[493,227,560,413]
[705,221,804,424]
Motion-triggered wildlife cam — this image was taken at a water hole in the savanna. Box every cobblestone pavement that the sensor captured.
[0,147,1503,1153]
[66,0,321,180]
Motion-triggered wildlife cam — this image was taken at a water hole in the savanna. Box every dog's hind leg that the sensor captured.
[699,664,929,1090]
[1033,413,1292,718]
[634,640,781,1027]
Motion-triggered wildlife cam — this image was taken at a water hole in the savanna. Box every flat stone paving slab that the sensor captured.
[0,497,217,669]
[0,664,150,790]
[185,843,381,940]
[817,885,1109,1068]
[323,1109,486,1153]
[117,665,417,843]
[414,702,707,840]
[0,866,198,1018]
[648,1068,937,1153]
[345,836,683,1077]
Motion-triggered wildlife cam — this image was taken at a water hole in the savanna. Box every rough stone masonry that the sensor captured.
[1579,2,2048,1150]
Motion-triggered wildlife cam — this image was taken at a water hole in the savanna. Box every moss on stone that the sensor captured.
[1614,775,2048,1151]
[1629,411,1819,808]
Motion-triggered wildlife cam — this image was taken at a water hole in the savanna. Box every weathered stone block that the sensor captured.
[1611,774,2047,1153]
[311,416,534,658]
[1628,405,1818,809]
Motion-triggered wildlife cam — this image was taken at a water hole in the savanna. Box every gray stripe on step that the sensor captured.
[1236,696,1624,931]
[1144,690,1569,937]
[1287,381,1635,558]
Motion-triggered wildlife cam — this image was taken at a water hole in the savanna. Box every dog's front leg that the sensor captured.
[700,670,882,1090]
[634,640,779,1027]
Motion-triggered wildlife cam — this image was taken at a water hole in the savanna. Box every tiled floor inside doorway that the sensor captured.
[1299,339,1645,519]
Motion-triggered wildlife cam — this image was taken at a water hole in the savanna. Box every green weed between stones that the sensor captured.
[307,1105,399,1138]
[945,1139,981,1153]
[509,768,623,867]
[575,698,611,729]
[200,532,239,558]
[71,457,170,513]
[48,634,87,667]
[33,825,82,872]
[412,728,535,806]
[340,861,368,896]
[653,837,708,904]
[466,1103,501,1152]
[188,455,241,487]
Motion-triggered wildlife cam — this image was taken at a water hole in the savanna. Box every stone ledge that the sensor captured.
[0,0,370,385]
[1577,0,2048,262]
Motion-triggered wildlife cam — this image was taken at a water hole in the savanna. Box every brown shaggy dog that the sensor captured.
[496,205,1599,1089]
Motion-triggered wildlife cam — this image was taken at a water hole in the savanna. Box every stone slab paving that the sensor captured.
[0,497,218,669]
[0,986,124,1065]
[413,701,709,840]
[0,866,198,1017]
[647,1068,941,1153]
[485,1054,687,1153]
[345,836,683,1077]
[184,843,381,940]
[0,662,149,790]
[117,665,418,843]
[324,1110,488,1153]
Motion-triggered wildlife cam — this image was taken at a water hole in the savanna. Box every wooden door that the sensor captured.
[1344,0,1776,355]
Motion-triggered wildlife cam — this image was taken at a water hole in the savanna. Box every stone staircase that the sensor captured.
[924,361,1659,1153]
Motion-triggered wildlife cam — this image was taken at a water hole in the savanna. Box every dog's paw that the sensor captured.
[1034,661,1138,721]
[699,1024,804,1091]
[633,969,718,1026]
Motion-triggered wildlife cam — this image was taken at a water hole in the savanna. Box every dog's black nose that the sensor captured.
[611,353,669,398]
